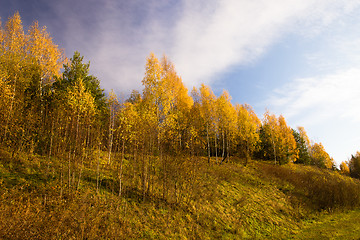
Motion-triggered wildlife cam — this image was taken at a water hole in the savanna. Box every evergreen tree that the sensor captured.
[349,152,360,179]
[292,128,311,165]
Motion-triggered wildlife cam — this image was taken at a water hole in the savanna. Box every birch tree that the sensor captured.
[261,111,298,165]
[236,104,260,165]
[199,84,216,163]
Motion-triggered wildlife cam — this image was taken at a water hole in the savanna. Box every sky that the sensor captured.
[1,0,360,165]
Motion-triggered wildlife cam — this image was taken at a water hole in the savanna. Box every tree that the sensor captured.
[189,87,204,158]
[340,161,350,175]
[140,53,163,198]
[277,115,298,164]
[67,79,96,188]
[292,127,311,165]
[1,12,26,145]
[0,12,65,154]
[199,84,217,163]
[159,55,193,154]
[67,79,96,150]
[349,152,360,179]
[260,111,298,165]
[310,142,334,169]
[216,91,237,164]
[52,51,106,154]
[27,21,64,87]
[27,21,65,149]
[297,126,311,148]
[0,19,11,129]
[56,51,105,111]
[0,53,12,142]
[107,90,119,164]
[236,104,260,165]
[116,101,140,197]
[51,51,102,190]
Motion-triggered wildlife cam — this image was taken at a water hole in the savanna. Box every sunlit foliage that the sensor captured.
[259,111,298,165]
[2,11,359,239]
[310,142,335,169]
[340,161,350,175]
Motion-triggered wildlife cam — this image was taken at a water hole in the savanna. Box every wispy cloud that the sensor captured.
[42,0,360,92]
[4,0,360,163]
[269,68,360,123]
[267,68,360,163]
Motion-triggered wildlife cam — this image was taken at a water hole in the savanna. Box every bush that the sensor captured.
[259,163,360,211]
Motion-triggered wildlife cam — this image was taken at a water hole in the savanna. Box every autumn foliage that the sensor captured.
[1,12,360,239]
[1,13,339,170]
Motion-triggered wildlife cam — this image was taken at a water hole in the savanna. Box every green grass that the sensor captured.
[290,209,360,240]
[1,148,360,239]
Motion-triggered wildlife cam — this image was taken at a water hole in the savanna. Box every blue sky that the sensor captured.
[2,0,360,165]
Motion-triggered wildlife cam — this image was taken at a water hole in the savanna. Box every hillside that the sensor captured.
[1,148,360,239]
[2,11,360,240]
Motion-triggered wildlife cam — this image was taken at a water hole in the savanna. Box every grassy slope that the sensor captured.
[291,209,360,239]
[0,148,360,239]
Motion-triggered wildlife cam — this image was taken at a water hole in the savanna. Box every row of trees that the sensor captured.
[0,12,65,155]
[119,53,335,167]
[0,13,336,166]
[0,13,108,193]
[3,13,358,199]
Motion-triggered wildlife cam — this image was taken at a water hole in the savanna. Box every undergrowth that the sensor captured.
[258,162,360,211]
[1,148,360,239]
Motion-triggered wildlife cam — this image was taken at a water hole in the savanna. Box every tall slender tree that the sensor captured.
[199,84,216,163]
[0,13,65,154]
[107,90,118,164]
[236,104,260,165]
[260,111,298,165]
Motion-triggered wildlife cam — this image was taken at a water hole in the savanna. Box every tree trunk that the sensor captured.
[119,139,125,197]
[245,140,249,166]
[75,112,80,156]
[96,142,101,193]
[48,119,54,159]
[107,107,115,165]
[47,118,55,176]
[68,150,71,190]
[60,161,63,199]
[220,132,229,165]
[214,130,218,164]
[142,144,146,201]
[227,136,230,162]
[206,123,210,163]
[77,156,84,190]
[222,130,225,160]
[4,75,17,142]
[271,135,277,165]
[162,152,167,200]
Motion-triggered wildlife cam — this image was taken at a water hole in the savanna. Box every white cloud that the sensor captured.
[169,0,360,87]
[14,0,360,164]
[267,68,360,164]
[45,0,360,93]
